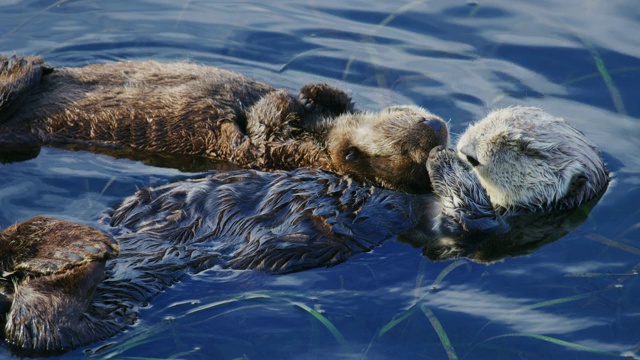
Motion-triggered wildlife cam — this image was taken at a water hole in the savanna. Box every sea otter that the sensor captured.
[0,55,448,193]
[0,106,609,354]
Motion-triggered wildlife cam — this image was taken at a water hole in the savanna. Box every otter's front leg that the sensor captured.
[0,55,53,124]
[246,90,306,144]
[246,84,353,142]
[427,146,503,237]
[298,83,354,130]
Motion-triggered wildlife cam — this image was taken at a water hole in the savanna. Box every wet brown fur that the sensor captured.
[0,55,448,193]
[0,90,610,354]
[0,217,119,352]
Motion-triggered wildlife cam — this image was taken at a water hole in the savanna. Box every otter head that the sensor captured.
[327,105,448,193]
[457,106,609,211]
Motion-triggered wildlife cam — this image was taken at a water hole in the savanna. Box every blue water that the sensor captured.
[1,0,640,359]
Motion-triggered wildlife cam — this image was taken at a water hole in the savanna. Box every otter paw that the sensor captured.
[426,146,470,193]
[427,147,500,235]
[0,55,53,123]
[0,55,53,78]
[298,83,354,118]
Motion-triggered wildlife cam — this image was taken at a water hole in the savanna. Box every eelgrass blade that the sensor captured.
[581,40,627,115]
[380,260,467,338]
[516,290,610,311]
[484,333,622,357]
[586,233,640,257]
[432,260,468,291]
[292,302,351,350]
[3,0,71,38]
[168,347,201,359]
[378,305,417,337]
[472,289,613,344]
[100,177,116,195]
[185,293,270,315]
[593,52,627,115]
[468,3,481,17]
[98,323,171,359]
[378,0,426,28]
[420,304,458,360]
[562,67,640,87]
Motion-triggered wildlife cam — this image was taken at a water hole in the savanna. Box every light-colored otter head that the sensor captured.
[457,106,608,211]
[327,105,449,193]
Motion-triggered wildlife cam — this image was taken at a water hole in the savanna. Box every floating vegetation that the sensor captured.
[580,39,627,115]
[586,233,640,257]
[431,259,468,291]
[378,305,417,337]
[378,260,465,358]
[515,290,612,312]
[2,0,72,39]
[292,301,351,351]
[421,304,458,360]
[484,333,623,358]
[184,293,271,316]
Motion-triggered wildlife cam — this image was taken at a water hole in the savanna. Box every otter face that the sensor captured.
[457,106,608,210]
[327,105,449,193]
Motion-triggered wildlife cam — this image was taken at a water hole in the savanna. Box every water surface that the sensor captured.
[1,0,639,359]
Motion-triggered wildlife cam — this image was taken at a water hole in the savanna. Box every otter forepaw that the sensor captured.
[426,146,470,195]
[427,147,501,236]
[298,83,354,118]
[0,55,53,79]
[247,90,306,142]
[0,55,53,123]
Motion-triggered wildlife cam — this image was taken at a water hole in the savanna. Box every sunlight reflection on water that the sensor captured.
[1,0,639,358]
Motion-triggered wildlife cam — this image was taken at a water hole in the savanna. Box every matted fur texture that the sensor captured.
[0,55,448,193]
[0,106,609,354]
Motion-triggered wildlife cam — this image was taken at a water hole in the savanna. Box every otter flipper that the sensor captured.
[0,55,52,124]
[0,216,119,276]
[0,216,121,354]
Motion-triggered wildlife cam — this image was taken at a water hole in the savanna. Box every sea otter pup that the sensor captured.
[0,55,448,193]
[0,106,609,354]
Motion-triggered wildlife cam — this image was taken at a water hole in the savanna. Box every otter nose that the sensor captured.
[422,118,443,132]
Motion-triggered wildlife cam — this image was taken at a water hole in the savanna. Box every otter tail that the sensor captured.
[0,55,53,124]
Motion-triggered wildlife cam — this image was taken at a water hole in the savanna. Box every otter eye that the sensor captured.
[345,147,360,161]
[466,154,480,167]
